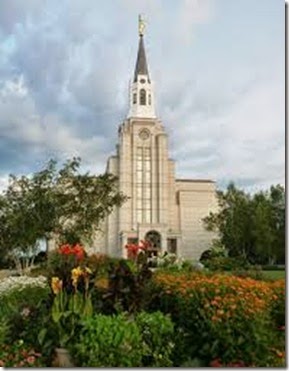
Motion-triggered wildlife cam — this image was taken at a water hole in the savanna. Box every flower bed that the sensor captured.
[152,271,285,366]
[0,248,285,367]
[0,275,47,298]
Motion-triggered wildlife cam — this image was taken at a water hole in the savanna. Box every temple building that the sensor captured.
[93,17,217,260]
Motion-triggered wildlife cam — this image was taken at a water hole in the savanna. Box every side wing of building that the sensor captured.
[175,179,218,260]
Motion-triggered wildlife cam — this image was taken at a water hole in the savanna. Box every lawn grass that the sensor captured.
[262,270,285,280]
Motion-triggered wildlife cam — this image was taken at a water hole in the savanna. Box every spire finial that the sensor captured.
[138,14,145,36]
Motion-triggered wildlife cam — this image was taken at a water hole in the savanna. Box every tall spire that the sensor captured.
[127,15,156,119]
[134,15,149,82]
[134,36,149,82]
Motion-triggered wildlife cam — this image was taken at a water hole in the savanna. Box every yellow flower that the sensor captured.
[51,277,63,295]
[71,266,83,287]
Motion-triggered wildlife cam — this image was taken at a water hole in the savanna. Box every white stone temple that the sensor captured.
[93,17,218,260]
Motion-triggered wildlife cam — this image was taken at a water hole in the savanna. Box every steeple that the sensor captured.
[134,35,149,82]
[127,15,156,119]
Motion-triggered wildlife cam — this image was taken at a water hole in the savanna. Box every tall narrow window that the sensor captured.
[136,146,152,223]
[133,93,137,104]
[148,94,151,105]
[140,89,146,105]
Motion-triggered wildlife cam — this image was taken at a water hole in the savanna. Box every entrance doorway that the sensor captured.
[145,230,161,256]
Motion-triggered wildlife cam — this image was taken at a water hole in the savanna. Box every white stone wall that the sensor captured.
[176,180,218,260]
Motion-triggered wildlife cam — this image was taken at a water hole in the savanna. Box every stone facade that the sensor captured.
[91,29,218,260]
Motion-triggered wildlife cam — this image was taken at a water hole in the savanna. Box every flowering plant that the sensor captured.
[47,243,86,291]
[154,272,285,366]
[51,266,93,347]
[0,340,44,367]
[0,275,47,299]
[106,240,153,313]
[58,243,85,260]
[125,240,151,261]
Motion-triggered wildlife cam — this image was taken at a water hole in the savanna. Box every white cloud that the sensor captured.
[176,0,215,44]
[0,175,9,194]
[0,0,284,194]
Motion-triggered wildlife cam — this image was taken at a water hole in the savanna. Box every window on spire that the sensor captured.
[140,89,146,105]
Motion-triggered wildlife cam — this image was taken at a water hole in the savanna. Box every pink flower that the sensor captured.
[26,356,35,364]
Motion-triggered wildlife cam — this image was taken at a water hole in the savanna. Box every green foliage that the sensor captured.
[0,340,46,367]
[150,272,285,367]
[104,256,153,314]
[1,285,51,346]
[85,253,114,278]
[71,314,143,367]
[46,249,86,290]
[269,284,285,329]
[232,266,265,281]
[261,264,285,271]
[135,311,175,366]
[203,182,285,265]
[0,318,9,346]
[0,281,56,366]
[0,157,126,270]
[202,255,250,271]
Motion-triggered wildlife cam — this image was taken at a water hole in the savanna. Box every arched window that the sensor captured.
[133,93,137,104]
[140,89,146,105]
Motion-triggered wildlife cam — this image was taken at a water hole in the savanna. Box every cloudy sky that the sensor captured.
[0,0,285,193]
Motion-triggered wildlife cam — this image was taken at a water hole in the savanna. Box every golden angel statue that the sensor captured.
[138,14,145,36]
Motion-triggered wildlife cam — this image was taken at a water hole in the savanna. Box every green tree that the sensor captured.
[0,157,126,271]
[203,183,285,264]
[203,182,253,259]
[269,185,285,264]
[251,192,274,264]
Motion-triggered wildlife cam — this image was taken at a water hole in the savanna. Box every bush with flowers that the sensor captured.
[103,240,153,313]
[40,265,93,351]
[0,340,45,367]
[151,271,285,367]
[0,275,51,354]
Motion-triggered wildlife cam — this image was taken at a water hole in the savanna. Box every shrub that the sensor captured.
[261,264,285,271]
[0,282,51,347]
[151,272,285,367]
[203,255,250,271]
[0,340,45,367]
[0,318,9,346]
[135,311,175,366]
[85,253,111,277]
[0,277,54,363]
[104,258,152,314]
[0,275,47,299]
[71,314,143,367]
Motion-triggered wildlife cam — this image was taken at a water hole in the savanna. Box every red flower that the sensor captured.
[58,244,85,260]
[59,244,71,255]
[125,243,139,259]
[73,244,85,260]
